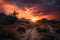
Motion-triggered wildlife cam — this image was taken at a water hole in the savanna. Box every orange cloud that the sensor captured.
[0,0,58,22]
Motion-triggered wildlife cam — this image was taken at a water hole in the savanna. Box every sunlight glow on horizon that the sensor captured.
[0,0,56,22]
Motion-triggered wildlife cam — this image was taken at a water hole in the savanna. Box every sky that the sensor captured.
[0,0,60,20]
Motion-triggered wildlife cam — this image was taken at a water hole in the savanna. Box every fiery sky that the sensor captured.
[0,0,60,22]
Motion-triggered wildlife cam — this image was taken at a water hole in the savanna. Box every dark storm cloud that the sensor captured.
[2,0,60,13]
[7,0,60,13]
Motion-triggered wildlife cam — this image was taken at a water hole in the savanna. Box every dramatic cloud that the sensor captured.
[0,0,60,20]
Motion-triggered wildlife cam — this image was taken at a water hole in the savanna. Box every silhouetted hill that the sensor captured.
[0,13,17,24]
[37,18,60,24]
[0,13,8,24]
